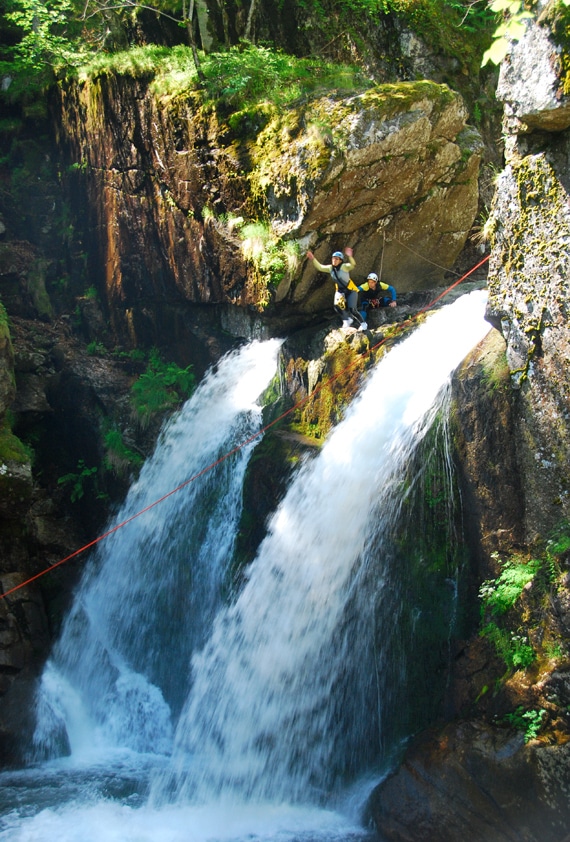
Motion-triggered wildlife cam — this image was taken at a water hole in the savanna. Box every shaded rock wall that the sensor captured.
[369,720,570,842]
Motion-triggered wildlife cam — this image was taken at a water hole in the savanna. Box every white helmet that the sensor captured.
[367,273,378,282]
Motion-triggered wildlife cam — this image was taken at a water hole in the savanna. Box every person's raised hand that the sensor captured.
[307,251,314,261]
[344,247,353,257]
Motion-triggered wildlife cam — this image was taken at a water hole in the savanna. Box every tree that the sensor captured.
[1,0,208,93]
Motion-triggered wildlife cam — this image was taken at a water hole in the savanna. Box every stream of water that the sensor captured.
[0,292,490,842]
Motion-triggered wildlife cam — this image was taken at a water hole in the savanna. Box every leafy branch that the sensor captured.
[481,0,533,66]
[482,0,570,67]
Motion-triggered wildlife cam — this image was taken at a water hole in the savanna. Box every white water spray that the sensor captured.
[32,339,283,761]
[1,291,491,842]
[152,290,491,806]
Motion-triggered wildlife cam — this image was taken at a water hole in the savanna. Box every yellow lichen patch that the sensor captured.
[360,80,458,122]
[290,343,368,442]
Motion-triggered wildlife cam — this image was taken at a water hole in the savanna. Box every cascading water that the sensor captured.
[0,291,490,842]
[32,338,284,761]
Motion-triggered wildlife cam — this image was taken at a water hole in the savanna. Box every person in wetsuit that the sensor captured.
[306,247,365,329]
[357,273,397,329]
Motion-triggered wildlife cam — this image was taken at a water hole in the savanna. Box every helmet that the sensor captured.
[332,251,344,259]
[367,272,378,282]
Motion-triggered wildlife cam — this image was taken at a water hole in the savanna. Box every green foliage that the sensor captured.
[478,552,542,671]
[481,0,534,66]
[103,428,143,477]
[76,42,372,107]
[113,347,147,362]
[130,348,195,424]
[1,0,87,95]
[479,554,541,616]
[201,44,372,111]
[2,0,498,105]
[546,520,570,558]
[86,340,106,355]
[481,622,535,670]
[383,0,495,69]
[57,458,98,502]
[503,705,546,742]
[77,43,177,82]
[237,220,301,305]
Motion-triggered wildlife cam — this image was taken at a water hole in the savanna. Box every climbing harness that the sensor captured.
[0,252,490,601]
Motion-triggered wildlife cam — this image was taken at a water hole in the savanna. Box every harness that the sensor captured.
[331,265,357,292]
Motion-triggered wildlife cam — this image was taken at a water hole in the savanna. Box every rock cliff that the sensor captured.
[369,4,570,839]
[54,67,482,341]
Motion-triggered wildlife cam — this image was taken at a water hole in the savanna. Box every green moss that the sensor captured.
[491,154,568,381]
[289,344,368,441]
[28,260,54,319]
[361,79,458,120]
[0,416,31,465]
[542,1,570,97]
[480,346,510,393]
[0,298,10,339]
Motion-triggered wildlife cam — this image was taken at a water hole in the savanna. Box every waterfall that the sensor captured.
[32,338,284,761]
[151,289,491,807]
[1,291,491,842]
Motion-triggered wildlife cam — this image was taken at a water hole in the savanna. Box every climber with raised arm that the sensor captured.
[306,247,365,330]
[357,273,397,329]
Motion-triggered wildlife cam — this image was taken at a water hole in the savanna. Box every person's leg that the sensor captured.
[346,291,363,326]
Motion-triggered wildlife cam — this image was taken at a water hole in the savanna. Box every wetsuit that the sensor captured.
[357,280,397,321]
[310,255,363,326]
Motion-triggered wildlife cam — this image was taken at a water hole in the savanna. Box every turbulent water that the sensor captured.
[0,292,490,842]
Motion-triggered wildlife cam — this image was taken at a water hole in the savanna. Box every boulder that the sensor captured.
[369,720,570,842]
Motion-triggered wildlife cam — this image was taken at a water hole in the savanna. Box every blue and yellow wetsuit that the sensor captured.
[357,280,397,321]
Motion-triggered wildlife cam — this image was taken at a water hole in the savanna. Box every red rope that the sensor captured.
[0,254,489,601]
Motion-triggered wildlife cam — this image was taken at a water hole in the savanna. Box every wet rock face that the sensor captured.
[368,720,570,842]
[55,75,481,340]
[450,328,524,557]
